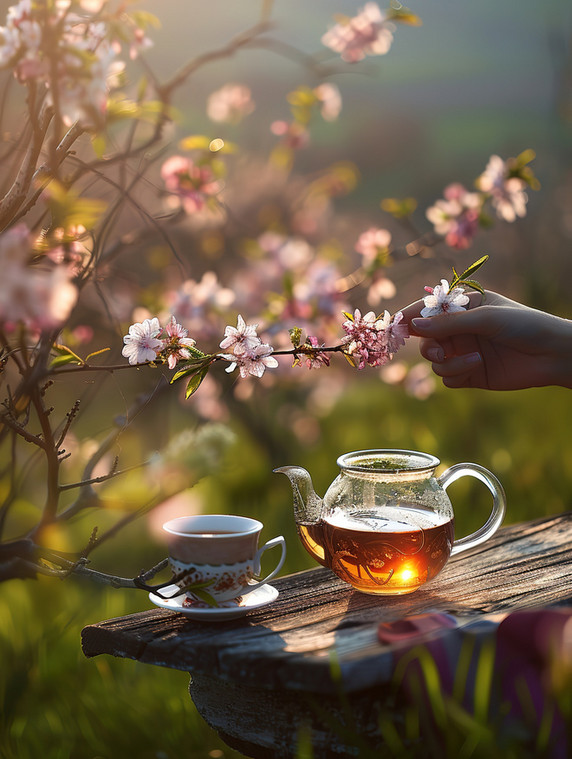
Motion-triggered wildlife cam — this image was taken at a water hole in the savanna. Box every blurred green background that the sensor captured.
[1,1,572,757]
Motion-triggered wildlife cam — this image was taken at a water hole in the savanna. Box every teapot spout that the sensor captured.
[273,465,323,525]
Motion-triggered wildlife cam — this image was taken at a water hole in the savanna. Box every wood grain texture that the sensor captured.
[82,514,572,694]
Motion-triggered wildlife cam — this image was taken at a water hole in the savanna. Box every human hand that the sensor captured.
[400,290,572,390]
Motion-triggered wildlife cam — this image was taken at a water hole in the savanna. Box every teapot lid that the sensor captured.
[337,449,440,474]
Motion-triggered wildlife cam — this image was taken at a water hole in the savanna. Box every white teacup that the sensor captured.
[162,514,286,605]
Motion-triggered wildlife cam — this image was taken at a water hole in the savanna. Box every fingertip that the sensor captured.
[425,346,445,363]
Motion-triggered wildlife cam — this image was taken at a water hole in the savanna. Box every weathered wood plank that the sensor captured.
[82,513,572,695]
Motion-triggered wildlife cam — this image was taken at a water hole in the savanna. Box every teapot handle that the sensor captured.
[437,463,506,556]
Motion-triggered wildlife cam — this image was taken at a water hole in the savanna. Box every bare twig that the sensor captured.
[8,121,85,226]
[54,383,167,524]
[66,151,185,272]
[58,458,149,493]
[159,20,272,100]
[55,399,81,451]
[50,360,156,376]
[0,408,44,446]
[30,386,60,528]
[0,98,53,231]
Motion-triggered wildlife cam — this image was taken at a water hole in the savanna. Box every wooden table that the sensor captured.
[82,514,572,758]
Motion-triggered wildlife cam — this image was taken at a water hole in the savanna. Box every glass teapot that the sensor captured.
[275,449,506,595]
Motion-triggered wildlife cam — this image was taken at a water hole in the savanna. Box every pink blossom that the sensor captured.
[291,259,344,320]
[222,343,278,379]
[300,336,330,370]
[219,315,261,355]
[78,1,107,12]
[0,23,20,67]
[270,121,310,150]
[476,155,528,222]
[0,0,129,127]
[276,238,314,272]
[165,273,234,340]
[127,22,153,61]
[355,227,391,265]
[161,316,196,369]
[46,240,85,274]
[0,224,77,332]
[386,310,409,354]
[342,308,406,369]
[313,83,342,121]
[420,279,469,317]
[161,155,220,214]
[207,83,255,123]
[426,183,481,250]
[404,362,436,400]
[322,3,396,63]
[366,275,396,306]
[122,318,163,365]
[70,325,94,345]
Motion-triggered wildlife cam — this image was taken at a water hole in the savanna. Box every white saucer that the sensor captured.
[148,583,279,621]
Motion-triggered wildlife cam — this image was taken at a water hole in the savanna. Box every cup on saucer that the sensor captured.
[161,514,286,607]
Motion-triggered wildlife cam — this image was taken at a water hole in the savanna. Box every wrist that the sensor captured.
[547,317,572,389]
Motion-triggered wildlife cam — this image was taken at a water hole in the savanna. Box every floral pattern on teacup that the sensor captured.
[169,558,255,598]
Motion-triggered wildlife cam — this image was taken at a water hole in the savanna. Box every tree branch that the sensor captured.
[58,458,148,493]
[0,99,53,231]
[8,121,85,226]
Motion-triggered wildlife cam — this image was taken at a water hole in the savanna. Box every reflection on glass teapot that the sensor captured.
[275,449,506,596]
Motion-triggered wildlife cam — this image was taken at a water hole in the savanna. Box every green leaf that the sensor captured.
[187,346,207,359]
[129,10,161,29]
[388,9,423,26]
[50,354,79,369]
[85,347,110,362]
[188,587,218,607]
[182,578,218,607]
[50,344,83,369]
[185,367,209,399]
[170,349,210,384]
[515,148,536,167]
[179,134,212,151]
[450,266,461,288]
[458,254,489,282]
[43,182,107,232]
[289,327,302,348]
[91,133,107,159]
[106,95,140,121]
[457,278,485,297]
[343,351,358,368]
[287,87,317,107]
[170,361,205,384]
[380,196,417,219]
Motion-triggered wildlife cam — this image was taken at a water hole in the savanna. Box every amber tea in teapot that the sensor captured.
[298,504,455,594]
[276,449,506,596]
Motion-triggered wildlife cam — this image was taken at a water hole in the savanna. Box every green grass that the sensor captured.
[0,578,246,759]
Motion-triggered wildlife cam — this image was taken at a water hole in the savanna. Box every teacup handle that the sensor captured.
[237,535,287,598]
[438,463,506,556]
